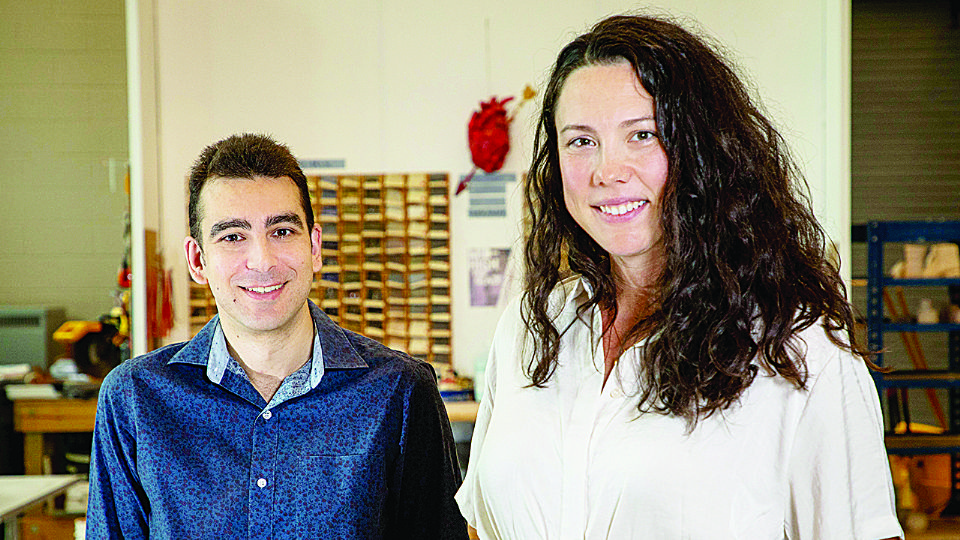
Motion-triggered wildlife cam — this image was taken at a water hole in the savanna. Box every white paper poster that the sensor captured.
[469,248,511,307]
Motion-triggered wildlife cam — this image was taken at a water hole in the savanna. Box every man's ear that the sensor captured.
[310,224,323,273]
[184,236,208,285]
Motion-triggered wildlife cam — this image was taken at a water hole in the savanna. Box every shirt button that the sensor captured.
[262,410,272,420]
[257,478,267,488]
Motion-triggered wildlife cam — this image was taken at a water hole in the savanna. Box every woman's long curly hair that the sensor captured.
[522,14,869,423]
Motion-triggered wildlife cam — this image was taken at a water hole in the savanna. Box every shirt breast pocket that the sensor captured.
[294,453,387,539]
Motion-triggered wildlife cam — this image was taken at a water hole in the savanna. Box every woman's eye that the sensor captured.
[632,131,657,141]
[568,136,594,148]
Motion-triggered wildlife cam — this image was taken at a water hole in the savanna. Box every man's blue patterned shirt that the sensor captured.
[86,301,467,539]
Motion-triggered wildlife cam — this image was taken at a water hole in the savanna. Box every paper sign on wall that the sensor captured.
[466,172,515,218]
[469,248,511,306]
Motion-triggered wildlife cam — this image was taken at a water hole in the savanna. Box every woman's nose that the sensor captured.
[594,147,630,186]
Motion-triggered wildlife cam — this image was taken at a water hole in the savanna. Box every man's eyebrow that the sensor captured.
[265,213,304,229]
[208,218,250,239]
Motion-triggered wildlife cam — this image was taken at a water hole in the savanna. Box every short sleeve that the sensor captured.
[786,348,903,540]
[389,362,469,539]
[454,298,506,533]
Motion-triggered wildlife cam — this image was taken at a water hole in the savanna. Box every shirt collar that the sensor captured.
[560,275,592,309]
[205,320,325,389]
[168,300,367,374]
[562,274,649,351]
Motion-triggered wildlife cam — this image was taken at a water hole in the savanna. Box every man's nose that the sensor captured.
[245,237,277,271]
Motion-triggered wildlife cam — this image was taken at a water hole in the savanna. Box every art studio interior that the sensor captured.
[0,0,958,538]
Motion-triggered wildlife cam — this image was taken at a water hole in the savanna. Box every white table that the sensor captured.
[0,475,83,540]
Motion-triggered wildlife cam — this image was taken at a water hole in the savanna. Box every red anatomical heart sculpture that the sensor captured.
[457,85,536,195]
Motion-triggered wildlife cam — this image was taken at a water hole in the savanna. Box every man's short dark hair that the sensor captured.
[188,134,314,243]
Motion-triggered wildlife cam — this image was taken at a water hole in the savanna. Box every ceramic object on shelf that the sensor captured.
[904,243,928,278]
[922,243,960,278]
[917,298,939,324]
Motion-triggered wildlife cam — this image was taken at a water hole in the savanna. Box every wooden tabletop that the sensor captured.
[0,474,83,522]
[9,396,475,475]
[11,397,478,427]
[13,399,98,434]
[13,399,100,474]
[444,400,479,423]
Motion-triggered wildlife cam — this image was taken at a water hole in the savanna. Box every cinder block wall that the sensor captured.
[0,0,129,321]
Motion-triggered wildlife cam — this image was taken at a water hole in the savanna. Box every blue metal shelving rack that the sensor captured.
[865,220,960,514]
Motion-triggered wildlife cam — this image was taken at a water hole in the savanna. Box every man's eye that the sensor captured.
[274,228,294,238]
[222,233,242,242]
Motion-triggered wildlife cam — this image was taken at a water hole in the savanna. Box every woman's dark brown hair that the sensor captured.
[523,14,868,423]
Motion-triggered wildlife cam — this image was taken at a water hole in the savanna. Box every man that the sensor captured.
[87,134,468,539]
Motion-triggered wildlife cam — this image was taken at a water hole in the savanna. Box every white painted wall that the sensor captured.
[130,0,850,375]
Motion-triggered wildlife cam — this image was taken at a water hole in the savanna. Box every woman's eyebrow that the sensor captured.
[559,116,656,133]
[619,116,656,128]
[559,123,595,134]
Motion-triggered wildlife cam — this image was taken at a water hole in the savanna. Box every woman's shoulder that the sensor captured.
[490,276,585,369]
[499,275,585,325]
[748,317,864,394]
[496,293,525,331]
[789,318,869,388]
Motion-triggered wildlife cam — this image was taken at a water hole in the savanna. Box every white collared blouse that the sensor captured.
[455,277,902,540]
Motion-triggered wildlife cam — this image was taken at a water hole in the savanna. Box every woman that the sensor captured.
[455,14,903,540]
